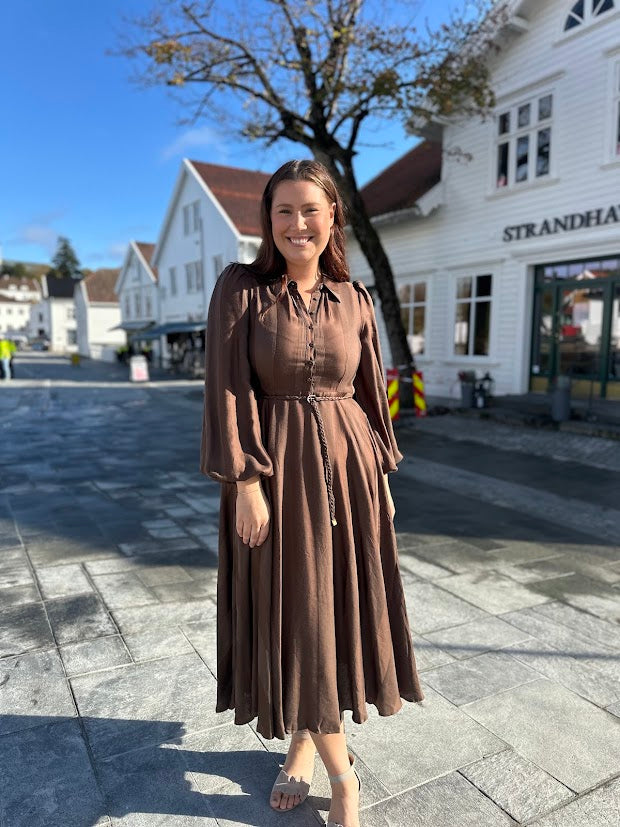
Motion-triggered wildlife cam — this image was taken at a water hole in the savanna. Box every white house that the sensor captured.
[115,241,160,359]
[0,274,41,304]
[75,269,125,362]
[148,159,269,367]
[0,275,41,340]
[349,0,620,401]
[29,276,79,353]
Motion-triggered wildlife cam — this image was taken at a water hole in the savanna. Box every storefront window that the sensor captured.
[454,274,492,356]
[609,284,620,379]
[398,280,427,355]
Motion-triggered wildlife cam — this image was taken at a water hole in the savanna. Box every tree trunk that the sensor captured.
[316,151,416,409]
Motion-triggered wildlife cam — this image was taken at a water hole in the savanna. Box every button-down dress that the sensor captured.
[201,262,424,740]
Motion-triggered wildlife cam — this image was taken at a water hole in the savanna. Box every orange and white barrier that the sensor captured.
[413,371,427,417]
[386,368,400,421]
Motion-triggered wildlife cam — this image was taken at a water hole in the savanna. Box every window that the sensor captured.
[66,306,75,320]
[564,0,615,31]
[213,254,224,279]
[454,275,493,357]
[38,312,43,322]
[185,262,195,293]
[134,292,142,317]
[124,295,131,319]
[169,267,177,297]
[183,200,200,235]
[67,330,77,346]
[398,281,427,356]
[496,93,553,188]
[195,261,204,291]
[145,294,152,317]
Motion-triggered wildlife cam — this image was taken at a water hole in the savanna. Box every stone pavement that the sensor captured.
[1,354,620,827]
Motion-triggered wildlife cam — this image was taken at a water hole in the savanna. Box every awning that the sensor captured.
[109,321,156,333]
[137,320,206,340]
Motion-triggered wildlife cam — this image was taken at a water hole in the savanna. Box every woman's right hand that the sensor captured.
[235,484,271,548]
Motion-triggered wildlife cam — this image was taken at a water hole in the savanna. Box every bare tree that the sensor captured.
[119,0,506,398]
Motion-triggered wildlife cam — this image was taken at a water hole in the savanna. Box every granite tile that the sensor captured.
[532,601,620,650]
[37,563,93,599]
[421,651,540,705]
[181,621,217,675]
[135,565,193,587]
[411,636,455,671]
[0,719,107,827]
[0,583,40,607]
[403,581,489,634]
[526,574,620,623]
[111,600,216,634]
[124,628,194,662]
[60,635,132,676]
[150,580,215,603]
[0,564,34,590]
[71,652,230,759]
[343,686,506,793]
[405,541,499,575]
[0,649,75,736]
[46,594,117,644]
[532,776,620,826]
[437,571,550,614]
[462,678,620,793]
[360,769,513,826]
[91,572,158,609]
[423,616,531,660]
[0,602,54,657]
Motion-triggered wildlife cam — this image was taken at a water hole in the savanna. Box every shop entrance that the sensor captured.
[530,255,620,399]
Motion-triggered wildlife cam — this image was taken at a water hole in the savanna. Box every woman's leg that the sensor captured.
[310,720,360,827]
[270,728,317,811]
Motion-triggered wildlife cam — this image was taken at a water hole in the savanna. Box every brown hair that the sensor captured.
[247,160,350,286]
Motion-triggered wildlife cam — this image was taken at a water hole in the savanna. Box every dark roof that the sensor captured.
[189,160,270,236]
[82,269,121,303]
[361,141,442,218]
[135,242,158,282]
[45,276,79,299]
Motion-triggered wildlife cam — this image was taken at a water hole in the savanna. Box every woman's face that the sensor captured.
[270,180,336,274]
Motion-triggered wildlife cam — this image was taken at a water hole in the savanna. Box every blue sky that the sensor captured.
[1,0,456,270]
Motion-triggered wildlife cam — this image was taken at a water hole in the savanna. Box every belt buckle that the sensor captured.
[307,393,316,403]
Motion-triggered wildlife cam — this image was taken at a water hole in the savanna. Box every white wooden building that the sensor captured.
[29,276,79,353]
[149,159,269,367]
[350,0,620,400]
[75,269,125,362]
[114,241,160,358]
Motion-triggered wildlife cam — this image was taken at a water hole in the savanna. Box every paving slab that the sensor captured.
[181,620,218,675]
[70,652,230,760]
[531,601,620,650]
[0,649,75,736]
[360,770,514,826]
[421,651,540,705]
[124,627,195,663]
[344,685,506,793]
[0,601,54,657]
[37,562,93,598]
[91,572,158,609]
[532,775,620,826]
[0,719,108,827]
[462,678,620,793]
[459,747,574,823]
[96,742,217,826]
[0,563,34,589]
[0,583,40,607]
[403,581,489,634]
[60,635,132,677]
[46,593,117,644]
[111,599,217,634]
[423,616,531,660]
[410,636,455,671]
[436,570,551,614]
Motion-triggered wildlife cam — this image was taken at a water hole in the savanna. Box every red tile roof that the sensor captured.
[361,141,442,218]
[135,242,158,281]
[189,160,270,236]
[83,269,121,304]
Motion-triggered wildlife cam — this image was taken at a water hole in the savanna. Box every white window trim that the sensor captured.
[604,57,620,164]
[558,1,619,43]
[490,86,557,195]
[169,266,177,297]
[448,271,496,361]
[397,275,430,358]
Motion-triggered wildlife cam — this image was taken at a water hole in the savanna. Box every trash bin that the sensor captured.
[551,374,571,422]
[459,370,476,408]
[129,354,150,382]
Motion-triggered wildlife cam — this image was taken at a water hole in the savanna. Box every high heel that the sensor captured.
[325,752,361,827]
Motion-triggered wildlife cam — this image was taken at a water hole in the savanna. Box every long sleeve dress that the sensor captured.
[200,262,424,740]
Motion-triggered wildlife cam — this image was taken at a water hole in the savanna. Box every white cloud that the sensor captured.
[12,224,59,255]
[160,126,229,162]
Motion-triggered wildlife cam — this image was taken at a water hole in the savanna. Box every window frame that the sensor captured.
[494,89,555,191]
[610,58,620,161]
[396,277,429,357]
[563,0,616,33]
[452,273,495,359]
[169,266,178,297]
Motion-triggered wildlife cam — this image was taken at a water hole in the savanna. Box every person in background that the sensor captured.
[0,337,13,380]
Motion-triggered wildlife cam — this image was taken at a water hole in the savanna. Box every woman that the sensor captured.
[201,160,424,827]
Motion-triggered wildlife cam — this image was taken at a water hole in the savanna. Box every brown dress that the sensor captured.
[200,262,424,740]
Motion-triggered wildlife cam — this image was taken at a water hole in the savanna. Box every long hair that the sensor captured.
[247,160,350,285]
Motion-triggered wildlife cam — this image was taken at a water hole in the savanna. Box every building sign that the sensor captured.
[503,204,619,242]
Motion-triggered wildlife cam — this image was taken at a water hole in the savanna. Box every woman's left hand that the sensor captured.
[383,474,396,520]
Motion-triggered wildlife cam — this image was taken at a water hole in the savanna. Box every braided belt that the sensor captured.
[258,391,354,527]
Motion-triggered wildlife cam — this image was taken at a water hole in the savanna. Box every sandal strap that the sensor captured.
[328,753,355,784]
[272,768,311,797]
